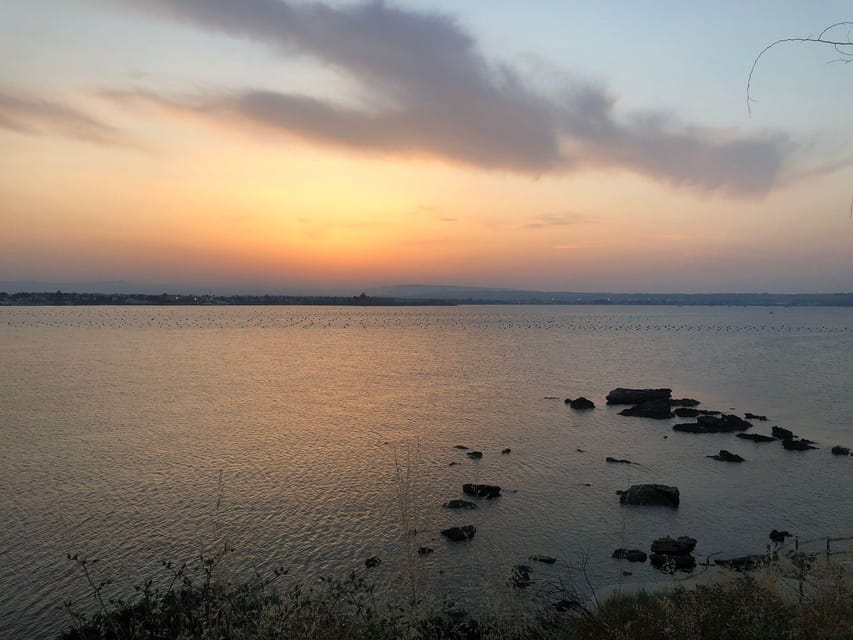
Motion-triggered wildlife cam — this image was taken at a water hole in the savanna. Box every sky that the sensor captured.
[1,1,852,293]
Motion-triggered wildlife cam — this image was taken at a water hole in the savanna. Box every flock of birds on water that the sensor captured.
[3,308,852,334]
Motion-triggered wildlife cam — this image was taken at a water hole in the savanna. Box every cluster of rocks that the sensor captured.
[612,536,696,573]
[618,484,680,508]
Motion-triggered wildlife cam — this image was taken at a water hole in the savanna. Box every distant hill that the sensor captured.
[367,285,853,306]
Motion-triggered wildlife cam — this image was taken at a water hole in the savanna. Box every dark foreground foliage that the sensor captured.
[60,548,853,640]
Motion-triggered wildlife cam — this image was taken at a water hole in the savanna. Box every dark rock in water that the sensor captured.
[463,483,501,499]
[501,448,512,454]
[783,439,817,451]
[650,553,696,572]
[615,490,625,495]
[576,448,585,453]
[772,426,795,440]
[529,554,557,564]
[568,396,596,410]
[441,525,476,542]
[737,433,776,443]
[673,407,700,418]
[651,536,697,555]
[769,529,792,543]
[606,457,632,464]
[673,414,751,434]
[612,548,647,563]
[466,451,483,459]
[716,555,768,571]
[365,556,381,568]
[708,449,745,463]
[417,546,434,555]
[606,388,672,405]
[544,396,559,400]
[454,445,469,450]
[509,565,533,588]
[619,399,674,419]
[443,499,477,510]
[670,398,700,407]
[448,462,458,466]
[745,413,768,421]
[619,484,680,508]
[831,446,850,456]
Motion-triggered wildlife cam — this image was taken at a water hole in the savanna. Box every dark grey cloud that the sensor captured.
[105,0,790,195]
[0,90,127,146]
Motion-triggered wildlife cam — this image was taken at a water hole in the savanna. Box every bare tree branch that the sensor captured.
[747,22,853,116]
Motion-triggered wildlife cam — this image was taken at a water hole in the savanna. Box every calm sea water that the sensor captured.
[1,305,852,637]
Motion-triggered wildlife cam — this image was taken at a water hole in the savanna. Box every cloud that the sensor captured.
[524,212,588,229]
[0,89,129,147]
[103,0,791,196]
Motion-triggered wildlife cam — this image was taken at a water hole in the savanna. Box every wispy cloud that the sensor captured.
[524,212,589,229]
[103,0,790,196]
[0,89,130,147]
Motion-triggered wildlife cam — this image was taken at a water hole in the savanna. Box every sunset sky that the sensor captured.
[2,1,852,293]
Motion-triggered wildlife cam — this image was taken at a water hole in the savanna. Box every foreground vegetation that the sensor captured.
[60,545,853,640]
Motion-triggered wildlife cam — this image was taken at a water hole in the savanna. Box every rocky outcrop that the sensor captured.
[651,536,697,555]
[670,398,700,407]
[771,426,795,440]
[736,433,776,443]
[769,529,792,543]
[782,439,817,451]
[566,396,595,410]
[673,414,751,434]
[745,413,768,421]
[674,407,722,418]
[612,548,648,562]
[463,483,501,499]
[443,499,477,510]
[831,446,850,456]
[441,525,476,541]
[707,449,745,462]
[619,399,674,419]
[606,388,672,405]
[619,484,680,508]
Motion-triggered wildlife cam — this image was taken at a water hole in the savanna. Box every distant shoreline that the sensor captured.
[2,291,853,307]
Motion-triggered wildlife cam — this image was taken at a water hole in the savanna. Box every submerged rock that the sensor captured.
[441,525,476,542]
[606,388,672,405]
[567,396,595,410]
[619,484,680,508]
[707,450,745,462]
[466,451,483,459]
[612,548,647,562]
[736,433,776,443]
[509,565,533,588]
[831,446,850,456]
[454,445,469,450]
[529,554,557,564]
[745,413,768,421]
[462,483,501,499]
[650,553,696,572]
[618,399,674,419]
[443,499,477,510]
[606,457,632,464]
[501,448,512,454]
[365,556,381,568]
